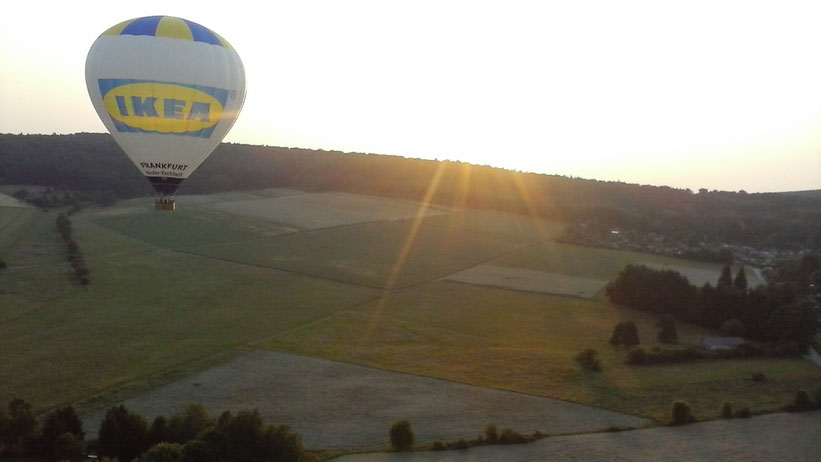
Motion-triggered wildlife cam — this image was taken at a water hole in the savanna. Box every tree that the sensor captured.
[389,420,414,451]
[38,406,84,461]
[718,265,733,290]
[168,404,214,444]
[98,405,150,462]
[720,401,733,418]
[575,348,602,371]
[656,315,678,344]
[483,424,498,444]
[610,321,640,347]
[3,398,38,456]
[140,442,183,462]
[734,266,748,290]
[671,400,695,425]
[52,432,85,462]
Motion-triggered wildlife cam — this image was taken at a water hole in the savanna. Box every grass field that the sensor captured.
[0,189,819,436]
[445,265,607,297]
[261,281,821,422]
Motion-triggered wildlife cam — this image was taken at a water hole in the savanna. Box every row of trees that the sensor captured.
[0,399,84,460]
[56,213,89,285]
[0,399,304,462]
[605,265,817,346]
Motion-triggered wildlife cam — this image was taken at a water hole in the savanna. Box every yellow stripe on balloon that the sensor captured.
[214,32,233,50]
[102,19,133,36]
[156,17,194,41]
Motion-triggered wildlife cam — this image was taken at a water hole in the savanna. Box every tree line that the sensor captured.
[56,213,90,285]
[2,133,820,251]
[605,264,818,347]
[0,399,304,462]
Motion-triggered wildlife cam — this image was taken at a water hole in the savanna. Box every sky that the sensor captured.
[1,0,820,193]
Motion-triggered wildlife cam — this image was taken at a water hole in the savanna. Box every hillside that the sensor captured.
[2,133,820,252]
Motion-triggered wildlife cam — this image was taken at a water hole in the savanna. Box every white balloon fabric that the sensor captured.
[86,16,245,199]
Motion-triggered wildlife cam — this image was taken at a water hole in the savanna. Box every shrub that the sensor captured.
[671,400,694,425]
[140,442,183,462]
[483,424,498,444]
[576,348,602,371]
[498,428,528,444]
[432,441,446,451]
[813,387,821,409]
[626,347,647,365]
[0,257,6,269]
[389,420,414,452]
[751,372,766,382]
[610,321,640,347]
[735,407,751,418]
[720,401,733,419]
[791,390,813,411]
[450,439,469,450]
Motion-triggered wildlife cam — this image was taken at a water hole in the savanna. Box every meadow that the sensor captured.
[0,189,818,433]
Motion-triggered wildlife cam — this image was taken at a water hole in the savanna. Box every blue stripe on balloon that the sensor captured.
[121,16,163,36]
[183,19,222,45]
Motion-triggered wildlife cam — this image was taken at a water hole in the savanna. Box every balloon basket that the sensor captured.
[155,198,176,211]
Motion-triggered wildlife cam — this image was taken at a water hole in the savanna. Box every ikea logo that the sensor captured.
[98,79,230,138]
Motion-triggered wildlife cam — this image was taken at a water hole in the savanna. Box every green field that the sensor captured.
[0,190,819,426]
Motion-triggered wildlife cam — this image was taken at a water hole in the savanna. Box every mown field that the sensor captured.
[0,189,819,431]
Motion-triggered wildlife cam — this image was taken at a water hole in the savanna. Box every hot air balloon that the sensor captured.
[86,16,245,210]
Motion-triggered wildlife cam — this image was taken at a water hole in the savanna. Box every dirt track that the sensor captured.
[83,350,648,450]
[337,411,821,462]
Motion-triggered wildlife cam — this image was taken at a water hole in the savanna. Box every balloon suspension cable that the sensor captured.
[155,195,176,211]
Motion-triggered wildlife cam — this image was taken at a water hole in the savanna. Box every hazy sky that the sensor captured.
[2,1,820,192]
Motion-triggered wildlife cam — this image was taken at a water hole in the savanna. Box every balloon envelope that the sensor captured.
[86,16,245,197]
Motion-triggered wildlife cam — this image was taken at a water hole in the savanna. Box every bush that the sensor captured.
[483,424,498,444]
[498,428,528,444]
[432,441,446,451]
[389,420,414,452]
[450,439,469,450]
[751,372,766,382]
[735,407,751,418]
[626,347,647,365]
[720,401,733,419]
[576,348,602,371]
[610,321,640,347]
[140,442,183,462]
[790,390,813,411]
[0,257,6,269]
[671,400,695,425]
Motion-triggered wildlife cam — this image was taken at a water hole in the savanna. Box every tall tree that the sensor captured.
[98,405,150,462]
[718,265,733,290]
[734,266,748,290]
[3,398,38,456]
[38,406,84,461]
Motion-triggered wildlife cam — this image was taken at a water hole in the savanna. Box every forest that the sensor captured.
[2,133,820,252]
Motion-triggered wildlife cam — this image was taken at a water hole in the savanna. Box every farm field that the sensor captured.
[84,350,650,450]
[0,191,28,208]
[0,188,819,452]
[338,411,821,462]
[444,265,607,298]
[262,281,821,422]
[203,191,452,229]
[491,240,764,288]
